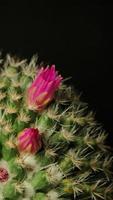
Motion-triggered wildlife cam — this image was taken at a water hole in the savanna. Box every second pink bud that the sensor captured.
[17,128,42,154]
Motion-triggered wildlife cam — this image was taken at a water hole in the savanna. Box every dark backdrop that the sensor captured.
[0,1,113,147]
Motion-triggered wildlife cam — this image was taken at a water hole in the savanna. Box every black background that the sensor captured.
[0,1,113,147]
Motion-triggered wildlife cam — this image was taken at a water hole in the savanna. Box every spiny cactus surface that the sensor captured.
[0,54,113,200]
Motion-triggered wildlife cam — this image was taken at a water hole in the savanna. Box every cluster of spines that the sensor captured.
[0,54,113,200]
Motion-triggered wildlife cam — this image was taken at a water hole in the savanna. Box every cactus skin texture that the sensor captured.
[0,54,113,200]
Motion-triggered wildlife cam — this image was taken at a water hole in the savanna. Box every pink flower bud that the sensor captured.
[0,168,9,182]
[17,128,42,154]
[27,65,63,110]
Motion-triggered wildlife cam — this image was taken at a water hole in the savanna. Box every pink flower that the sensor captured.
[0,168,9,182]
[27,65,63,110]
[17,128,42,154]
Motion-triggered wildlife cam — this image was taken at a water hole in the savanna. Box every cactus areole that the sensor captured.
[0,54,113,199]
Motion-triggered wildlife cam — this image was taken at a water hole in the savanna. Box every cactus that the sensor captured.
[0,54,113,200]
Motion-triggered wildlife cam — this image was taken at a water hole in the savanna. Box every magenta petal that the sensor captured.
[49,65,56,80]
[54,76,63,88]
[31,67,44,86]
[43,66,50,79]
[33,77,46,97]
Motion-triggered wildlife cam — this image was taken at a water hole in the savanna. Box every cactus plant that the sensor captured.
[0,54,113,200]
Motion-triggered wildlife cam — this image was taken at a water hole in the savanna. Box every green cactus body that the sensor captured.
[3,181,21,199]
[8,158,26,181]
[2,143,17,161]
[0,132,7,144]
[36,151,55,167]
[0,55,113,200]
[33,193,46,200]
[31,170,50,191]
[36,114,55,133]
[59,156,73,173]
